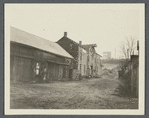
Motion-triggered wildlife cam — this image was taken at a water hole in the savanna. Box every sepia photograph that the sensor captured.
[5,4,145,115]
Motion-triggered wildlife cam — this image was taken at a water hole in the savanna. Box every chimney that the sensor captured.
[79,41,82,45]
[64,32,67,37]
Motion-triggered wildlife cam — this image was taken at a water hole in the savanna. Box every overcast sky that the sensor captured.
[6,4,143,58]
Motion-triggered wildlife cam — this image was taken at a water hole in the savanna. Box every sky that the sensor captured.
[5,4,143,58]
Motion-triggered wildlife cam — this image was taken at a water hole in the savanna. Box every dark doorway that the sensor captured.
[69,69,73,80]
[91,66,93,75]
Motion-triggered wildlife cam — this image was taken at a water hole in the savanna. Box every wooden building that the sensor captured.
[10,27,73,83]
[57,32,88,80]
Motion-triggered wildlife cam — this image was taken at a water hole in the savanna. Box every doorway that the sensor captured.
[69,69,73,80]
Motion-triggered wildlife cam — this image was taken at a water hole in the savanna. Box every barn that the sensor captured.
[10,27,73,83]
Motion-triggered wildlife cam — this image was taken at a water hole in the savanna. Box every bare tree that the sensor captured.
[120,36,137,59]
[120,41,128,59]
[126,36,136,58]
[119,36,137,74]
[118,36,137,95]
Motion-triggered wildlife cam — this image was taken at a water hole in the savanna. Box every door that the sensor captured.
[21,58,32,82]
[63,66,69,80]
[54,64,59,80]
[40,62,48,82]
[47,62,55,81]
[69,69,73,80]
[91,66,93,76]
[58,65,63,80]
[13,56,32,82]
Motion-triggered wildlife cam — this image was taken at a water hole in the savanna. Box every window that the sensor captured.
[70,44,73,49]
[35,63,40,75]
[80,64,82,73]
[80,52,82,60]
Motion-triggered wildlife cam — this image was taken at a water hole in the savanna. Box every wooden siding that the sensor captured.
[10,42,72,82]
[10,56,34,82]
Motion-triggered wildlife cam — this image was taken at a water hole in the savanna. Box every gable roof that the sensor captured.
[81,44,97,52]
[57,36,86,50]
[82,44,102,57]
[96,53,102,57]
[81,44,97,48]
[10,27,73,59]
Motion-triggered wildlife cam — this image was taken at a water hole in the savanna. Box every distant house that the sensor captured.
[57,32,88,80]
[81,44,102,77]
[103,52,111,59]
[10,27,73,83]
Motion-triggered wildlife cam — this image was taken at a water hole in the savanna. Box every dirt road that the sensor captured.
[10,72,138,109]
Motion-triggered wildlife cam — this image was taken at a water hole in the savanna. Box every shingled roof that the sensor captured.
[10,27,73,59]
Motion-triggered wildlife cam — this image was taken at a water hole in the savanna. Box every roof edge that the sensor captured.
[11,41,74,59]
